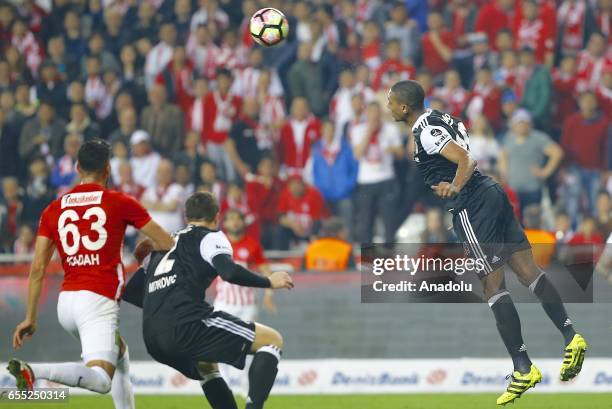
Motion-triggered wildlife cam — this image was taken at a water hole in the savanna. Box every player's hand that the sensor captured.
[529,165,549,179]
[262,289,277,313]
[269,271,294,290]
[431,182,460,199]
[134,239,154,265]
[13,319,37,349]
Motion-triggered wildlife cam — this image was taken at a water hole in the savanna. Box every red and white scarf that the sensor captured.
[558,1,587,53]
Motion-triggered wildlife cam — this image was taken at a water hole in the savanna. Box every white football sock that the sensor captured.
[112,346,135,409]
[30,363,111,394]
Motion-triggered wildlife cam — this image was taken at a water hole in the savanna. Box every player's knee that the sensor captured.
[271,329,284,350]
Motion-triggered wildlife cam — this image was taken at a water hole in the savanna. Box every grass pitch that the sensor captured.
[1,393,611,409]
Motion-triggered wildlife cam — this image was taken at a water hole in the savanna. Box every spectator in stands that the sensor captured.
[142,159,185,233]
[19,102,66,162]
[566,215,605,264]
[552,55,580,136]
[46,36,78,81]
[129,129,161,189]
[577,31,611,91]
[561,91,609,218]
[141,83,185,159]
[557,0,595,57]
[84,55,112,121]
[198,159,225,201]
[499,89,519,136]
[288,42,325,117]
[232,47,283,99]
[421,10,454,79]
[466,65,503,131]
[554,210,574,243]
[226,97,264,178]
[305,119,358,239]
[11,18,43,77]
[275,174,328,250]
[144,21,176,89]
[516,46,552,130]
[595,190,612,238]
[433,70,468,118]
[330,68,356,134]
[421,207,454,244]
[0,107,20,179]
[0,176,22,252]
[50,133,80,197]
[21,156,54,227]
[190,0,229,33]
[63,9,86,60]
[361,21,382,71]
[172,0,193,44]
[174,130,205,185]
[203,68,241,181]
[499,109,563,213]
[468,115,500,172]
[36,61,68,114]
[110,139,128,186]
[65,103,100,142]
[175,162,195,197]
[278,97,321,177]
[245,154,284,249]
[82,32,120,78]
[155,45,194,115]
[115,160,145,200]
[304,217,353,272]
[385,1,421,64]
[102,8,127,56]
[514,0,555,66]
[352,102,403,243]
[221,181,259,240]
[108,106,137,146]
[596,66,612,118]
[373,39,416,92]
[13,223,35,255]
[130,2,157,44]
[14,82,38,119]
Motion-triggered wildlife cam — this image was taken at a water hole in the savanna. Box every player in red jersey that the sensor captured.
[8,140,174,409]
[214,209,276,396]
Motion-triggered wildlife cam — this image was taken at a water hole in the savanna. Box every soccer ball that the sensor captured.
[249,8,289,47]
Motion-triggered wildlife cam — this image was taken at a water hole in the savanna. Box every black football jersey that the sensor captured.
[141,224,233,335]
[411,109,495,208]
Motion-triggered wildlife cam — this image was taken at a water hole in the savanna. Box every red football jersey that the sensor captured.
[37,183,152,301]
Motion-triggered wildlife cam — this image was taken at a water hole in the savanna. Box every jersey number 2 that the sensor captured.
[58,207,108,256]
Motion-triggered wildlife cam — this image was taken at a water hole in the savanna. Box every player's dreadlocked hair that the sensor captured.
[391,80,425,112]
[77,139,111,174]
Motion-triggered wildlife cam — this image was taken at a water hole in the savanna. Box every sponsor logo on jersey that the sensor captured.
[61,191,103,209]
[431,128,443,137]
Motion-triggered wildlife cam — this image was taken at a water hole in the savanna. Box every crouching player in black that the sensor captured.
[123,191,293,409]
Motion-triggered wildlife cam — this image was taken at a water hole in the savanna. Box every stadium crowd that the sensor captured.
[0,0,610,267]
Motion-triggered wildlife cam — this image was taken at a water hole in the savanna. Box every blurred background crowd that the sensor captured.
[0,0,609,272]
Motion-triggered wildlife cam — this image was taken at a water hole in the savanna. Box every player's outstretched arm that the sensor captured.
[139,220,175,251]
[432,141,477,199]
[212,254,294,290]
[13,236,55,349]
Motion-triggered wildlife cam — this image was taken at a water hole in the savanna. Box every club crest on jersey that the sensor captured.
[61,191,103,208]
[431,128,443,137]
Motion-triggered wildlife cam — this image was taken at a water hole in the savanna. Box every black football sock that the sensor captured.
[245,345,281,409]
[530,273,577,345]
[200,373,238,409]
[489,292,532,374]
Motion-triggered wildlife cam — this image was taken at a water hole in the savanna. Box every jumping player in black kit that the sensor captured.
[123,192,293,409]
[387,80,588,405]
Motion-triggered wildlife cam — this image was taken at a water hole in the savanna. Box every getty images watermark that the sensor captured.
[361,244,601,303]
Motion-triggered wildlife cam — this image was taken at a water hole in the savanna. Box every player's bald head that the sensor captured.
[390,80,425,112]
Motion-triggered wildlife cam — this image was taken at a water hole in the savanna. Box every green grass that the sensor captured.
[1,394,612,409]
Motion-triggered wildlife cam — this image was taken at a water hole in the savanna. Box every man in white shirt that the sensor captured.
[144,22,176,89]
[351,102,404,243]
[141,159,185,233]
[129,130,161,189]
